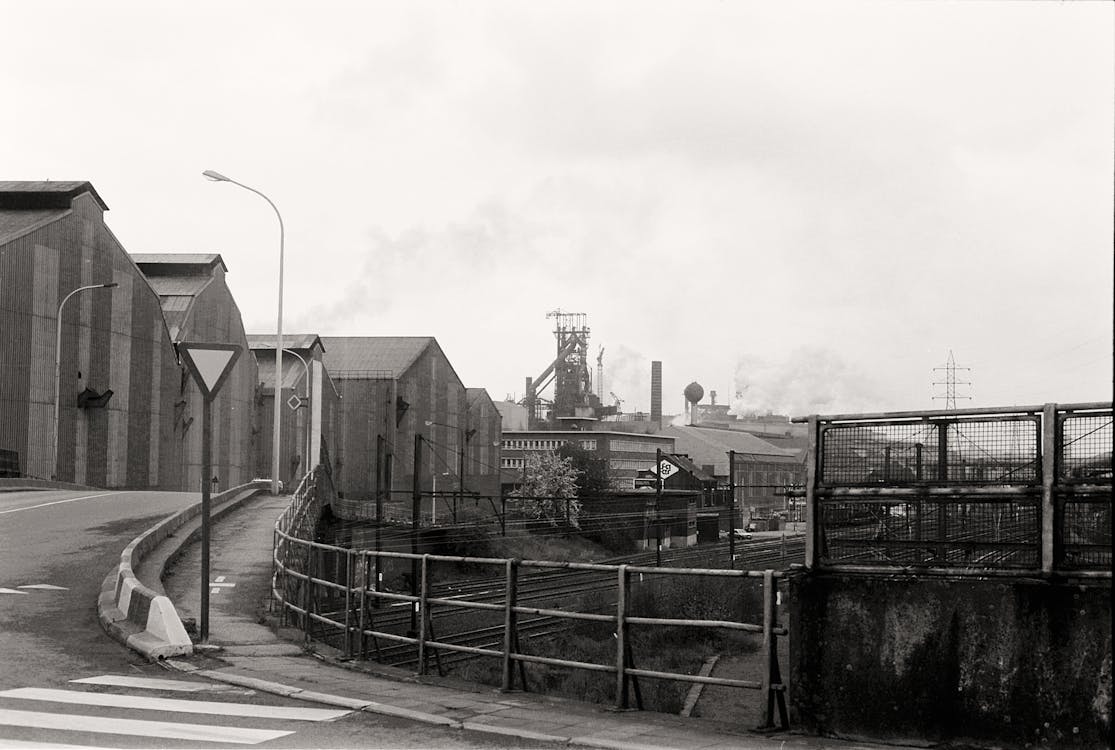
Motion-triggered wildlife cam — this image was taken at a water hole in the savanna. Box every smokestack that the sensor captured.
[650,361,662,427]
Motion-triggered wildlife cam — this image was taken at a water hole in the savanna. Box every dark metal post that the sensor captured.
[804,416,819,569]
[375,435,384,608]
[937,421,949,560]
[655,448,663,567]
[411,433,422,635]
[728,450,736,568]
[200,399,212,642]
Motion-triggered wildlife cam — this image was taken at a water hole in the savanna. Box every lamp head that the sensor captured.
[103,282,119,289]
[202,170,231,182]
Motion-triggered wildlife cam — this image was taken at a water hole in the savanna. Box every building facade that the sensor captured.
[500,430,676,493]
[135,253,259,491]
[0,182,183,487]
[320,336,502,520]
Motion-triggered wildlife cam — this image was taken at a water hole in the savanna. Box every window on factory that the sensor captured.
[580,440,597,451]
[609,459,654,471]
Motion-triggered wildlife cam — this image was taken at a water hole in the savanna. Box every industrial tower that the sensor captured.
[522,311,613,428]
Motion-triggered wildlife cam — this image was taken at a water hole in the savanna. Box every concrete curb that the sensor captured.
[193,670,464,729]
[97,481,271,660]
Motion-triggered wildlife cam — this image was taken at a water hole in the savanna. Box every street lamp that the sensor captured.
[53,282,118,480]
[203,169,285,495]
[281,347,311,476]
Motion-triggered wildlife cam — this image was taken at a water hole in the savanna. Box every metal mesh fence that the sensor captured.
[818,496,1041,568]
[820,417,1039,486]
[1057,411,1112,569]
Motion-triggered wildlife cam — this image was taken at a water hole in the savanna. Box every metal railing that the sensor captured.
[793,402,1111,576]
[272,470,790,730]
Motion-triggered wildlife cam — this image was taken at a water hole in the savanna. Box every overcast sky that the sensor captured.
[5,1,1112,417]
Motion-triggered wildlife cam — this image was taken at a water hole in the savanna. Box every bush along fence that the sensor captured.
[792,401,1112,577]
[272,466,790,731]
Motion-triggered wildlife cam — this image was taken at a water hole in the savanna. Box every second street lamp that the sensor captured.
[53,282,117,480]
[203,169,285,495]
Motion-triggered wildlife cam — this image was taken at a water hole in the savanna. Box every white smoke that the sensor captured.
[732,347,879,417]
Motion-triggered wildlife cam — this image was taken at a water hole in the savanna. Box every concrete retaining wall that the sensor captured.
[98,481,270,659]
[789,572,1112,748]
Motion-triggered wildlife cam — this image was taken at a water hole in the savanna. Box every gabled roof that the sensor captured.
[0,208,66,243]
[662,424,802,476]
[253,348,312,391]
[132,253,228,274]
[0,181,109,211]
[247,334,325,353]
[319,336,435,378]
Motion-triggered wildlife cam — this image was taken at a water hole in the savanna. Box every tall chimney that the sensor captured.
[650,361,662,427]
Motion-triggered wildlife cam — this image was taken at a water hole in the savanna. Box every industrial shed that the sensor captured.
[319,336,501,520]
[134,253,259,490]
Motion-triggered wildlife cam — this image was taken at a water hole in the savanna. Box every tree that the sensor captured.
[511,451,583,528]
[557,442,611,497]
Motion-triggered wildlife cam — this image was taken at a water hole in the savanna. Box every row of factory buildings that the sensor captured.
[0,180,803,528]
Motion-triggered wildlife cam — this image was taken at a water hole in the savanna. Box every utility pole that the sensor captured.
[411,433,422,635]
[728,450,736,568]
[655,448,663,567]
[933,350,972,409]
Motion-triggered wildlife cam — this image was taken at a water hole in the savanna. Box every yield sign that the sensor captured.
[178,342,241,400]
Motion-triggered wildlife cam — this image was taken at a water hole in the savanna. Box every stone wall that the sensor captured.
[789,573,1111,747]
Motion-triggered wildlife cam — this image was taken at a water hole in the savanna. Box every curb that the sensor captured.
[97,481,271,660]
[193,670,463,728]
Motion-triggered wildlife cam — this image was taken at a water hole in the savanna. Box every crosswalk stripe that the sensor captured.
[0,708,291,745]
[70,675,220,692]
[0,688,349,722]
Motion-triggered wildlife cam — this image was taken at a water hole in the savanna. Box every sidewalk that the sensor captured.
[161,492,889,750]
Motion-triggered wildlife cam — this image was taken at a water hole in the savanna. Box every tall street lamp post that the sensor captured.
[203,170,285,495]
[53,282,117,480]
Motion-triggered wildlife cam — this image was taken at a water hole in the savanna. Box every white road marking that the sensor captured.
[0,688,350,721]
[0,493,118,516]
[215,576,226,583]
[70,675,219,692]
[17,584,68,591]
[0,739,97,749]
[0,708,291,745]
[0,588,29,595]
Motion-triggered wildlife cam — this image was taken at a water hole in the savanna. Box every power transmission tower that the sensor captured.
[932,350,971,409]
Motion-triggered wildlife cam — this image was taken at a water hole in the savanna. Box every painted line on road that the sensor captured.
[0,588,29,595]
[0,708,291,745]
[18,584,68,591]
[0,739,99,749]
[0,493,118,516]
[70,675,221,693]
[0,688,350,722]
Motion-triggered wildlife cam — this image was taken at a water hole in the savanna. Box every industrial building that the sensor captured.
[0,181,258,489]
[319,336,502,519]
[247,334,340,491]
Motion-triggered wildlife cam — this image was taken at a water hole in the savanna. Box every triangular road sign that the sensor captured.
[178,342,241,400]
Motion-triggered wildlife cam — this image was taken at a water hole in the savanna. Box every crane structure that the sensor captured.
[522,311,615,428]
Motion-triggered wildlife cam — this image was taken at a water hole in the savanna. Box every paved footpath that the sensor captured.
[161,492,892,750]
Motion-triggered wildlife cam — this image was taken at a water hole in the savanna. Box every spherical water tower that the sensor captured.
[684,382,704,425]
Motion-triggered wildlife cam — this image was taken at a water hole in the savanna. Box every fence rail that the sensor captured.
[794,402,1112,575]
[272,469,790,730]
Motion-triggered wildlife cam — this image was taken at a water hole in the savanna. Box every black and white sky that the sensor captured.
[5,1,1112,416]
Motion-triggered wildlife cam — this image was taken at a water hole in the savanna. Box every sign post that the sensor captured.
[177,342,241,643]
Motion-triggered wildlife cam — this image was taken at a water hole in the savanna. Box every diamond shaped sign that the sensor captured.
[287,394,303,411]
[178,342,241,401]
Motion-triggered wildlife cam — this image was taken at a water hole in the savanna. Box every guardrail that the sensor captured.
[99,480,271,659]
[272,468,790,730]
[792,402,1112,576]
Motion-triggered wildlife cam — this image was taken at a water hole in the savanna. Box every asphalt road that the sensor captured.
[0,488,553,749]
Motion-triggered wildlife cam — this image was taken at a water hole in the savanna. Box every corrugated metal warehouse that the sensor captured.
[319,336,502,519]
[0,181,260,490]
